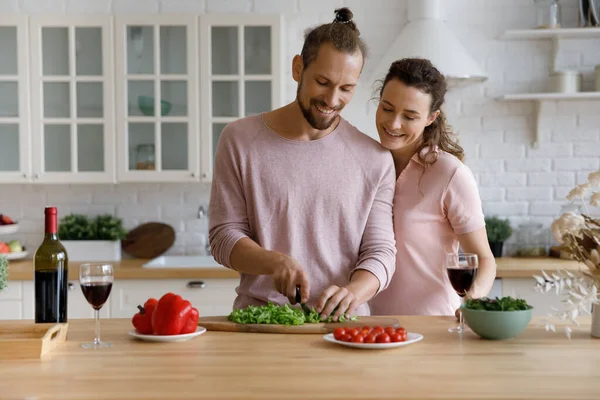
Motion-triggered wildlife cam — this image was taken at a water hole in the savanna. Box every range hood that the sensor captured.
[370,0,487,88]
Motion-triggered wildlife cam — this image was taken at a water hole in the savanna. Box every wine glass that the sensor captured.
[79,263,114,349]
[445,252,478,333]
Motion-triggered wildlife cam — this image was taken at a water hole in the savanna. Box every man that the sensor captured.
[209,8,396,320]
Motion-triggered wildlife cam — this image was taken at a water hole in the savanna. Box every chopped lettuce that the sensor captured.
[465,296,532,311]
[228,302,358,325]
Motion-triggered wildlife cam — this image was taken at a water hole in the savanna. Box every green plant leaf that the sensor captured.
[485,216,513,243]
[0,255,8,292]
[58,213,127,241]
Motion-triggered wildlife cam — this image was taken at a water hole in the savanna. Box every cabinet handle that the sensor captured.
[190,172,196,178]
[187,281,205,289]
[68,283,75,290]
[202,173,207,178]
[33,173,38,179]
[22,173,27,179]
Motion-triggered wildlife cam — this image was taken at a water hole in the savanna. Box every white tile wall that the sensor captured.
[2,0,599,257]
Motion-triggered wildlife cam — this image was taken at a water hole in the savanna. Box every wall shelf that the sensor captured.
[498,92,600,101]
[500,27,600,40]
[498,27,600,149]
[497,92,600,148]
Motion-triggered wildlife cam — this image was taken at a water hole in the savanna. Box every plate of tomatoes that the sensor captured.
[324,325,423,349]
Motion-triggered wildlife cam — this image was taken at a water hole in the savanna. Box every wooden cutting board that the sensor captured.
[197,316,403,334]
[121,222,176,258]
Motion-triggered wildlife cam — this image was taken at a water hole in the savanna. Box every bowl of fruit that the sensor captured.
[0,239,26,260]
[0,214,18,235]
[462,296,533,340]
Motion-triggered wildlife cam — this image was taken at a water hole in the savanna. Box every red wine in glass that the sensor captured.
[445,253,478,333]
[447,267,477,297]
[81,281,113,310]
[79,263,114,349]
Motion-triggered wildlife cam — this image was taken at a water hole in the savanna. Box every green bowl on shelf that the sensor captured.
[462,307,533,340]
[137,95,172,116]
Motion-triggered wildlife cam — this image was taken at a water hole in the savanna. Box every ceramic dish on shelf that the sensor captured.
[5,251,28,261]
[0,224,19,235]
[128,326,207,343]
[323,332,424,349]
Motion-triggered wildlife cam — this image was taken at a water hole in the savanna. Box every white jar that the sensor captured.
[595,65,600,92]
[550,70,581,93]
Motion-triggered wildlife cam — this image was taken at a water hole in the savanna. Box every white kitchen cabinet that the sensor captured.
[0,16,31,184]
[0,281,27,319]
[500,277,567,317]
[115,15,199,183]
[29,16,116,183]
[109,279,238,318]
[199,14,283,181]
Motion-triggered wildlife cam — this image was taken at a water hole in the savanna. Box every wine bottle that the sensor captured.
[34,206,68,323]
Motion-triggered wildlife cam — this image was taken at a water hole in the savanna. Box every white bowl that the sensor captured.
[0,224,19,235]
[5,251,28,260]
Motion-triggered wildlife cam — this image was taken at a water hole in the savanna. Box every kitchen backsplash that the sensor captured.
[2,0,599,256]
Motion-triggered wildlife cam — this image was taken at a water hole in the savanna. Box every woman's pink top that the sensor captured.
[369,148,485,316]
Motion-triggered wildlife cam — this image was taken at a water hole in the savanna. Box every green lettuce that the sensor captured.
[228,302,358,325]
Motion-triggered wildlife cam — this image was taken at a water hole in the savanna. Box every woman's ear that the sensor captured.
[292,55,303,83]
[426,110,441,127]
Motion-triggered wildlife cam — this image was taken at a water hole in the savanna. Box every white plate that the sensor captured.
[323,332,424,349]
[5,251,28,260]
[0,224,19,235]
[129,326,207,342]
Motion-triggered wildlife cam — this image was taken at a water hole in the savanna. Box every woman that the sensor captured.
[369,58,496,316]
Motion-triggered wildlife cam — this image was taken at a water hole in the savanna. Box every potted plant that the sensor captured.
[533,169,600,338]
[0,255,7,293]
[485,216,513,257]
[59,214,127,261]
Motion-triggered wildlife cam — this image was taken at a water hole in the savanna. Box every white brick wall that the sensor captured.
[3,0,599,257]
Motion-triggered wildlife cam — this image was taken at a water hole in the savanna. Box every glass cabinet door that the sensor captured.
[116,16,198,182]
[30,16,115,183]
[200,15,282,181]
[0,18,29,183]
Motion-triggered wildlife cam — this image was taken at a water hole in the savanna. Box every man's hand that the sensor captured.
[271,254,310,303]
[316,285,359,321]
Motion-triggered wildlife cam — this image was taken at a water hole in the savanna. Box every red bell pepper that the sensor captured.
[131,298,158,334]
[151,293,200,335]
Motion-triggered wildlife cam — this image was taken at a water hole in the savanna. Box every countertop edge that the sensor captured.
[5,257,583,281]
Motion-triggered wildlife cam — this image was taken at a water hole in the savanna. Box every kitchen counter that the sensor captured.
[0,316,597,399]
[6,258,240,280]
[6,257,582,280]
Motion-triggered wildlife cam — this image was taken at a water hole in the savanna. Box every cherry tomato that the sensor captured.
[348,328,360,337]
[372,326,384,334]
[384,326,396,336]
[376,333,391,343]
[396,327,407,335]
[390,332,403,343]
[400,331,407,342]
[333,328,346,341]
[341,333,353,342]
[352,334,365,343]
[361,326,372,335]
[364,334,378,344]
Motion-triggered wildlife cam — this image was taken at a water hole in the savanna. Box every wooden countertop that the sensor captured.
[7,258,240,280]
[6,256,582,281]
[0,316,597,399]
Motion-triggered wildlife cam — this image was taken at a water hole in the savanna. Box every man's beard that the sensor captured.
[296,80,340,131]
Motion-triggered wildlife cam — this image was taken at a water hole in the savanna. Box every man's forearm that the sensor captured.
[229,237,278,275]
[347,269,380,304]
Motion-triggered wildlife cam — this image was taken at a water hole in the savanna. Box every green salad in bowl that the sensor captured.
[462,296,533,340]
